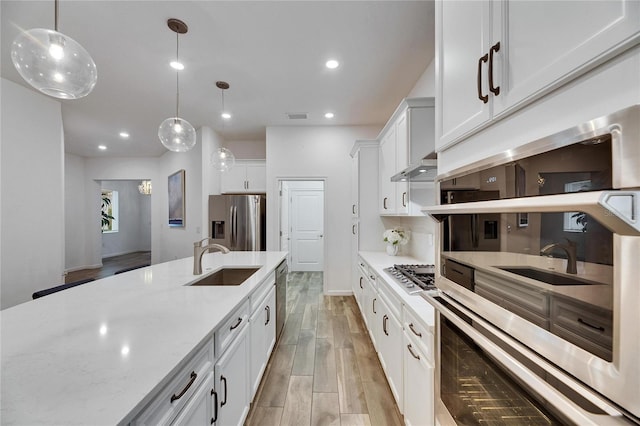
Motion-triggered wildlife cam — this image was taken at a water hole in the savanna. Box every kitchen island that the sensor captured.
[0,251,287,425]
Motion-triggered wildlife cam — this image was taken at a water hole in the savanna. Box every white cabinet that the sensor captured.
[363,272,379,349]
[379,130,397,214]
[436,0,640,151]
[402,333,434,426]
[376,296,403,410]
[220,160,266,193]
[249,286,276,398]
[172,373,215,426]
[214,324,250,426]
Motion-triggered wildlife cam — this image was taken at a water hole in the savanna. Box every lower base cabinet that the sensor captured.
[376,296,403,410]
[214,324,250,426]
[402,333,434,426]
[249,286,277,397]
[172,373,215,426]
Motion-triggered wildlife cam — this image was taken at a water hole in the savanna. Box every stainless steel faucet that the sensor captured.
[540,238,577,274]
[193,238,230,275]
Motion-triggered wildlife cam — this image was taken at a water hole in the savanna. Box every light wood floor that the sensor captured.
[246,272,403,426]
[65,251,151,283]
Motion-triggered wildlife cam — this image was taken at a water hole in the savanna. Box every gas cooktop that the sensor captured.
[384,264,436,295]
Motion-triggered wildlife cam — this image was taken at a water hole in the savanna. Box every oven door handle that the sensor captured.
[424,292,625,422]
[423,190,640,236]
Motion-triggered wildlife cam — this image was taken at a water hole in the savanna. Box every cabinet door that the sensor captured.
[245,163,266,192]
[351,152,359,218]
[493,0,640,116]
[214,325,249,426]
[172,373,214,426]
[402,334,434,426]
[220,165,247,193]
[379,129,396,214]
[436,0,492,150]
[249,303,265,398]
[363,277,379,349]
[395,111,409,171]
[377,298,403,410]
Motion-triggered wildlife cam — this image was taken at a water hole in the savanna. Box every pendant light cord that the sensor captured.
[175,31,180,119]
[54,0,59,31]
[221,89,225,131]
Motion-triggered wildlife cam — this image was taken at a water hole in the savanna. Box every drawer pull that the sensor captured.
[370,275,375,281]
[409,323,422,338]
[407,344,420,360]
[265,305,271,326]
[359,277,363,289]
[383,314,389,336]
[230,317,243,331]
[170,371,197,403]
[372,298,377,314]
[210,389,218,424]
[578,318,605,332]
[220,375,228,406]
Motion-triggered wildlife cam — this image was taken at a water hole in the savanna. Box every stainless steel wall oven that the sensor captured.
[424,105,640,424]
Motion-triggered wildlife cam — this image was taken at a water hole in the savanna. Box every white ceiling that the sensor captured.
[1,1,434,158]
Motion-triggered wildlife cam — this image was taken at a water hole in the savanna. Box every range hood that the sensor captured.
[391,158,438,182]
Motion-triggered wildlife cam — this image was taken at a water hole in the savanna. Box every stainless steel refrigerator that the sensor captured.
[208,194,266,251]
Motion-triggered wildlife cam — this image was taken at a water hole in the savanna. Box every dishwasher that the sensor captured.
[275,260,288,341]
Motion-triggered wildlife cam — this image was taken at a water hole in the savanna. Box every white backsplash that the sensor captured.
[381,216,437,264]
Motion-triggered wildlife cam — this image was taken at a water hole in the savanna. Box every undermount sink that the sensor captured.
[188,267,259,286]
[496,267,596,286]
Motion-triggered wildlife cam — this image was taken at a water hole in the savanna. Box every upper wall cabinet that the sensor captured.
[435,0,640,151]
[221,160,266,194]
[379,98,435,216]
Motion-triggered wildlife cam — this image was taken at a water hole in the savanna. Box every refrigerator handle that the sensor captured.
[230,205,235,247]
[471,214,479,248]
[233,206,238,248]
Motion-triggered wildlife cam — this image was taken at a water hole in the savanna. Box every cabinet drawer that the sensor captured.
[133,342,213,426]
[216,299,250,356]
[357,257,369,278]
[475,271,549,317]
[402,307,434,363]
[250,272,275,312]
[551,324,612,361]
[377,276,402,320]
[550,296,612,349]
[475,286,549,330]
[442,258,474,291]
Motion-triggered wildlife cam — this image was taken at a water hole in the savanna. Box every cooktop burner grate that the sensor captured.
[384,264,436,294]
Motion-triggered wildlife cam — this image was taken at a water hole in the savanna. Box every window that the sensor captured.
[563,180,590,232]
[101,189,119,233]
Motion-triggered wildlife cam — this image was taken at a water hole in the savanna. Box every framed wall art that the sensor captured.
[168,169,185,227]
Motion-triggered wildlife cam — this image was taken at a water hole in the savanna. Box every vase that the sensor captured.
[386,244,398,256]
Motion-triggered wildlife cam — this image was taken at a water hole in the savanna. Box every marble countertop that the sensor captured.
[358,251,435,333]
[441,251,613,310]
[0,251,287,426]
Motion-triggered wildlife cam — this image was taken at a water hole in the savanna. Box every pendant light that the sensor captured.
[158,19,196,153]
[211,81,236,172]
[10,0,97,99]
[138,180,152,195]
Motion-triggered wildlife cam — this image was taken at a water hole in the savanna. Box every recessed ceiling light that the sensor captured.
[119,132,130,139]
[324,112,334,119]
[325,59,339,69]
[221,112,231,120]
[98,145,107,150]
[170,61,184,70]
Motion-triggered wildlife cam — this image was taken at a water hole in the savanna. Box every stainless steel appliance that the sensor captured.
[275,260,287,341]
[442,190,500,251]
[208,195,266,251]
[384,264,436,294]
[424,105,640,423]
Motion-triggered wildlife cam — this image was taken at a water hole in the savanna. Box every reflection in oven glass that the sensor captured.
[441,318,563,425]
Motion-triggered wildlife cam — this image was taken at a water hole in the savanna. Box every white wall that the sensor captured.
[65,153,96,272]
[407,58,435,98]
[266,125,379,294]
[1,78,64,309]
[100,180,151,258]
[223,140,266,159]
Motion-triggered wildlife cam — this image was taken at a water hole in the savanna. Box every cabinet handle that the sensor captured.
[578,318,605,332]
[370,275,375,281]
[220,375,228,406]
[230,317,243,331]
[372,298,377,314]
[477,53,489,103]
[359,277,363,289]
[383,197,388,210]
[352,204,356,214]
[409,323,422,338]
[402,191,407,207]
[407,344,420,360]
[211,389,218,424]
[170,371,197,403]
[489,42,500,96]
[265,305,271,325]
[352,224,357,235]
[383,314,389,336]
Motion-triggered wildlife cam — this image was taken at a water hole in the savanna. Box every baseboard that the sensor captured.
[325,290,354,296]
[102,250,148,259]
[64,263,103,273]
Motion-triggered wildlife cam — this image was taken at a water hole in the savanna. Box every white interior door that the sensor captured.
[290,188,324,271]
[279,183,290,265]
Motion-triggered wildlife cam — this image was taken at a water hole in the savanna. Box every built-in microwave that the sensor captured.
[424,105,640,423]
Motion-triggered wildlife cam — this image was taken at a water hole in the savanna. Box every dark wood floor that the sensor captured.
[246,272,403,426]
[65,251,151,283]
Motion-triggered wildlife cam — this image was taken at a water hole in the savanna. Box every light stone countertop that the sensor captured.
[0,251,287,426]
[442,251,613,310]
[358,251,436,333]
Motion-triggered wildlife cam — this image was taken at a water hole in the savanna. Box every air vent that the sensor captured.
[287,112,308,120]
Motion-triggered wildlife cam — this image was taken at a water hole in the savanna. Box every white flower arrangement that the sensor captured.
[383,227,409,246]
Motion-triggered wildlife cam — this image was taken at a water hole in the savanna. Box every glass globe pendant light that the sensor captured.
[10,0,97,99]
[158,19,196,152]
[211,81,236,172]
